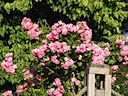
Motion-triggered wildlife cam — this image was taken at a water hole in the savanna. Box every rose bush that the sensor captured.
[0,0,128,96]
[0,16,128,96]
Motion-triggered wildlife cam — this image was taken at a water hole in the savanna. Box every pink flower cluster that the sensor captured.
[91,44,110,64]
[71,78,80,86]
[46,21,77,41]
[76,21,92,44]
[1,53,17,74]
[75,43,92,53]
[21,17,41,40]
[63,57,74,69]
[46,21,92,44]
[111,77,116,85]
[116,39,128,65]
[48,78,65,96]
[32,42,48,59]
[111,65,119,73]
[48,41,70,54]
[51,56,60,65]
[16,83,29,94]
[3,90,13,96]
[115,40,125,48]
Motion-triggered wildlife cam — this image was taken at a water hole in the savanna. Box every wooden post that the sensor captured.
[87,74,95,96]
[105,75,111,96]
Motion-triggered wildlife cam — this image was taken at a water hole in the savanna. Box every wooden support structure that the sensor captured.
[74,64,122,96]
[86,64,111,96]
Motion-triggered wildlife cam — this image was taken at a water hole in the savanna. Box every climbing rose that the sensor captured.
[16,83,29,94]
[53,90,62,96]
[111,65,119,73]
[53,78,62,87]
[3,90,13,96]
[126,74,128,78]
[57,85,65,94]
[21,17,42,40]
[48,88,55,95]
[48,41,70,54]
[111,77,116,85]
[40,62,45,66]
[75,80,80,86]
[1,53,17,74]
[51,56,60,65]
[63,57,74,69]
[21,17,32,30]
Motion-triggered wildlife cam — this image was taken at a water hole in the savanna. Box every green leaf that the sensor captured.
[4,3,11,14]
[82,0,88,7]
[71,65,77,70]
[78,62,83,67]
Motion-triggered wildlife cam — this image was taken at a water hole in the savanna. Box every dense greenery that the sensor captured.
[0,0,128,96]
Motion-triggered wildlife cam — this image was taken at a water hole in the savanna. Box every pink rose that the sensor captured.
[5,53,13,58]
[57,86,65,94]
[3,90,13,96]
[40,62,45,66]
[53,90,62,96]
[1,53,17,74]
[126,74,128,78]
[48,88,55,95]
[53,78,62,87]
[63,57,74,69]
[51,56,60,65]
[111,65,119,73]
[75,80,80,86]
[111,77,116,85]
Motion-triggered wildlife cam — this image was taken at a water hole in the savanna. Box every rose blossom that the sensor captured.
[21,17,42,40]
[3,90,13,96]
[63,57,74,69]
[111,65,119,73]
[16,83,29,94]
[111,77,116,85]
[126,74,128,78]
[51,56,60,65]
[48,88,55,95]
[1,53,17,74]
[40,62,45,66]
[75,80,80,86]
[53,90,62,96]
[53,78,62,87]
[57,85,65,94]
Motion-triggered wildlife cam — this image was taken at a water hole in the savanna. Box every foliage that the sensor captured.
[0,0,128,96]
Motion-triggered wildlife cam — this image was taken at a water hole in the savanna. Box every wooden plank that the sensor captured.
[96,89,105,96]
[88,67,110,74]
[87,74,95,96]
[105,75,111,96]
